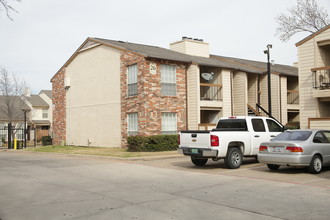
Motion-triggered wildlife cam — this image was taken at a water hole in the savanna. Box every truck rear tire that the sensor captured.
[224,147,242,169]
[191,157,208,167]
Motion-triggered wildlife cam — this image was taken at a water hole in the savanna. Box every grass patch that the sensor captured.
[21,145,177,158]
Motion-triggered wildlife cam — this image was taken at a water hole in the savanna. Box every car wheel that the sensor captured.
[267,164,280,170]
[309,155,322,174]
[224,147,242,169]
[191,157,208,167]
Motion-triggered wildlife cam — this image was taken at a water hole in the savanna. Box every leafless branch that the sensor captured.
[0,0,21,20]
[0,66,27,125]
[275,0,330,42]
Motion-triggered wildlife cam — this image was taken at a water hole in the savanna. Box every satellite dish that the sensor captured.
[201,72,214,81]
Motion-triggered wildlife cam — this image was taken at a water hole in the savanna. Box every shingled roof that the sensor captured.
[211,55,298,76]
[0,96,30,121]
[25,95,49,107]
[93,38,297,76]
[40,90,52,99]
[52,37,298,79]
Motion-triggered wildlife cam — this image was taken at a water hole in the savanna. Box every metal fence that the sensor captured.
[0,127,25,149]
[0,127,51,149]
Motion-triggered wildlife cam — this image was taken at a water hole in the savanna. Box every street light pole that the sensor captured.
[23,110,27,148]
[264,44,272,118]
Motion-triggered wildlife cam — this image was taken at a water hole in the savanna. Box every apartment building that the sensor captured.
[51,37,298,147]
[296,25,330,129]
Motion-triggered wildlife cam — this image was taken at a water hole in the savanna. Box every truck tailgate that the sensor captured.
[179,130,210,148]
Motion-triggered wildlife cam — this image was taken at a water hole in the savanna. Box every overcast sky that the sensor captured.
[1,0,330,93]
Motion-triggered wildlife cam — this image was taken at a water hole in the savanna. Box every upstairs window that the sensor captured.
[42,109,48,119]
[161,65,176,96]
[161,112,177,135]
[128,113,138,136]
[128,64,138,96]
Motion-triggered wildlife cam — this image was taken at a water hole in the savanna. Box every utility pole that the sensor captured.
[264,44,272,118]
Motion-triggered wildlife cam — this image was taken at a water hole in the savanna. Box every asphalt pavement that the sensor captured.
[1,151,330,220]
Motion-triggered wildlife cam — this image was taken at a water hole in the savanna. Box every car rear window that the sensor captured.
[273,130,312,141]
[216,119,247,131]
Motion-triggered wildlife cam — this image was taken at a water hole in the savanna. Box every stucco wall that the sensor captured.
[39,92,53,124]
[65,45,121,147]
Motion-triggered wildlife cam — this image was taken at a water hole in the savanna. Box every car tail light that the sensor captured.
[286,146,303,152]
[178,134,180,145]
[211,135,219,147]
[259,146,268,152]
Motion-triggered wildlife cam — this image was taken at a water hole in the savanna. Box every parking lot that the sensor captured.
[1,151,330,220]
[135,156,330,189]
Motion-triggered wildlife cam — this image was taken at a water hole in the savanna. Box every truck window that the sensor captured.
[216,119,247,131]
[252,119,265,132]
[266,119,282,132]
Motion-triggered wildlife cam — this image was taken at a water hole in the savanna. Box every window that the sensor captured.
[15,123,24,140]
[128,64,138,96]
[0,123,5,129]
[313,132,329,143]
[128,113,138,136]
[161,65,176,96]
[42,109,48,119]
[216,119,247,131]
[323,131,330,142]
[252,119,266,132]
[162,113,177,135]
[266,119,282,132]
[273,130,312,141]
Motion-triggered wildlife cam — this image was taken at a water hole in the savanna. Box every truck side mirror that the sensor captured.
[282,126,288,132]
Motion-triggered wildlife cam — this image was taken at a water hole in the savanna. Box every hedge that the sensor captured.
[127,135,178,152]
[285,121,300,130]
[41,136,52,146]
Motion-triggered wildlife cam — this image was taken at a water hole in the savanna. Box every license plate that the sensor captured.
[272,146,283,153]
[191,149,199,154]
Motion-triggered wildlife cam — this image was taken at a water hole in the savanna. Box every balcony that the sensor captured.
[287,90,299,104]
[312,66,330,100]
[200,83,223,108]
[200,83,222,101]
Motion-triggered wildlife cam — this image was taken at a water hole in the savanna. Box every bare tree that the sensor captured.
[275,0,330,42]
[0,66,28,127]
[0,0,21,20]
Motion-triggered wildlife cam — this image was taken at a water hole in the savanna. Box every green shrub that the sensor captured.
[41,136,52,146]
[285,121,300,130]
[127,135,178,152]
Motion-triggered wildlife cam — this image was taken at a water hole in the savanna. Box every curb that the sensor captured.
[0,149,185,161]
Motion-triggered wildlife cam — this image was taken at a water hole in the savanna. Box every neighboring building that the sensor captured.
[0,95,30,143]
[51,37,298,147]
[296,25,330,129]
[22,90,53,141]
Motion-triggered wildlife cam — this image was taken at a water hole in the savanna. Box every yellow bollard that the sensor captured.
[14,138,17,150]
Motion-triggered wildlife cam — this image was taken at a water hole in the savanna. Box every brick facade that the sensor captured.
[120,52,187,145]
[51,69,66,145]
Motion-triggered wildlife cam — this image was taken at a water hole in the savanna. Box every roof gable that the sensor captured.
[296,24,330,47]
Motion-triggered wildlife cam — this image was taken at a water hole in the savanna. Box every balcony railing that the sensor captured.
[312,66,330,90]
[200,83,222,101]
[287,90,299,104]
